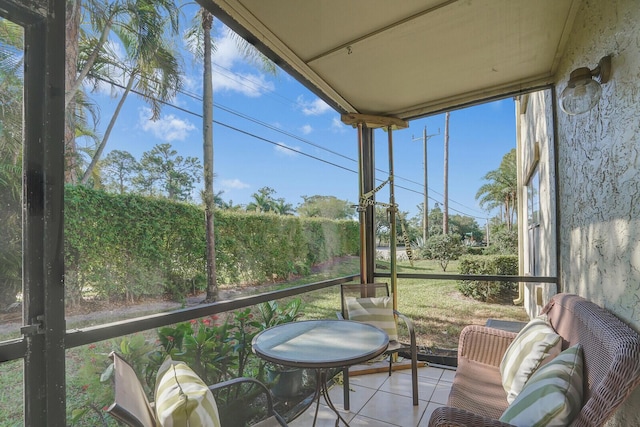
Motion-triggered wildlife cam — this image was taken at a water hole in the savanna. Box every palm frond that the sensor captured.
[229,30,278,76]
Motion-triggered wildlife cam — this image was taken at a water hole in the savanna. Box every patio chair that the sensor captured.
[338,283,418,408]
[106,351,288,427]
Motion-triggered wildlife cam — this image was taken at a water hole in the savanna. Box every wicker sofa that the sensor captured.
[429,293,640,427]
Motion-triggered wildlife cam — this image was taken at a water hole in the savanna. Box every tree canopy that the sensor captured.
[297,195,355,220]
[246,186,294,215]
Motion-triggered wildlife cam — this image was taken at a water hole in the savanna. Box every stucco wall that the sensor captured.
[555,0,640,424]
[556,0,640,328]
[518,0,640,423]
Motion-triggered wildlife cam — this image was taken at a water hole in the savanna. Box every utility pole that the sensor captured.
[412,125,439,242]
[443,112,450,234]
[486,218,490,246]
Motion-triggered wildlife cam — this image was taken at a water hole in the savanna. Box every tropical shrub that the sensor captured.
[422,233,464,271]
[457,255,518,302]
[486,227,518,255]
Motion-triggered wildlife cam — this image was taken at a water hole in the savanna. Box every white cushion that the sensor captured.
[154,356,221,427]
[500,316,562,403]
[346,296,398,341]
[500,344,584,427]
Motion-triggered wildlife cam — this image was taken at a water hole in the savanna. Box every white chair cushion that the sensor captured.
[154,356,221,427]
[500,344,584,426]
[346,295,398,341]
[500,316,562,403]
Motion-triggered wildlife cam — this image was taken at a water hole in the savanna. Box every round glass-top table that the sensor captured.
[252,320,389,426]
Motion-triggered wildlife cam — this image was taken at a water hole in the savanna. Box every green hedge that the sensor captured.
[457,255,518,302]
[465,246,485,255]
[64,186,359,303]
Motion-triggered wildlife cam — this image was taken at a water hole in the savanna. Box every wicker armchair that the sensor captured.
[429,293,640,427]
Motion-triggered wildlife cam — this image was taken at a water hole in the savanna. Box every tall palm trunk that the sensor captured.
[80,71,136,184]
[202,11,218,302]
[505,197,511,231]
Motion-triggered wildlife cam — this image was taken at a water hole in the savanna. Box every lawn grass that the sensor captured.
[296,258,528,349]
[0,360,22,426]
[0,256,528,425]
[270,257,528,349]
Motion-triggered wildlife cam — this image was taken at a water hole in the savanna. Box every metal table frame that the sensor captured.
[252,319,389,426]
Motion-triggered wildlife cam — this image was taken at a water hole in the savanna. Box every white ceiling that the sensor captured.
[199,0,581,120]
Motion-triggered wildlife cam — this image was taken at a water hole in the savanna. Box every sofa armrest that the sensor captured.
[458,325,517,367]
[428,406,514,427]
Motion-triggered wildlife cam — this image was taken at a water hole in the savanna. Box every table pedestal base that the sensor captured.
[311,369,350,427]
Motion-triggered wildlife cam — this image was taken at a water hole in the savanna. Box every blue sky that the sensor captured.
[88,16,516,225]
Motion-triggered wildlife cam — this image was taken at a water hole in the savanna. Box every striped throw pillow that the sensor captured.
[500,316,562,403]
[154,356,221,427]
[500,344,584,427]
[346,296,398,341]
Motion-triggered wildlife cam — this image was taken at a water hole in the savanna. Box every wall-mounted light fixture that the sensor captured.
[559,55,611,115]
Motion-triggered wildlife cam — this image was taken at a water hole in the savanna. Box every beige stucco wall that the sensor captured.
[520,0,640,424]
[556,0,640,326]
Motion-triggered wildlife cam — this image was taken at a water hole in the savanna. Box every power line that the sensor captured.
[109,60,487,216]
[176,79,486,214]
[90,74,356,170]
[88,73,488,221]
[205,74,487,216]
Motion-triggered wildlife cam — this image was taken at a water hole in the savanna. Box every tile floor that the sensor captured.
[289,364,454,427]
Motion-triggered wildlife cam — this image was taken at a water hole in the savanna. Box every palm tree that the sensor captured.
[66,0,180,108]
[273,198,294,215]
[217,199,243,211]
[189,7,218,302]
[475,148,517,230]
[186,13,277,301]
[79,5,182,184]
[65,0,180,183]
[246,187,277,213]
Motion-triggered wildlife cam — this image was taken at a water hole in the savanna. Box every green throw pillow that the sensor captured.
[346,295,398,341]
[155,356,221,427]
[500,316,562,403]
[500,344,584,427]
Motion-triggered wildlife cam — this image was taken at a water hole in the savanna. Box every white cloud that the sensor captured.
[213,70,274,97]
[182,73,202,93]
[297,95,332,116]
[274,142,300,157]
[300,124,313,135]
[210,27,274,97]
[138,107,196,142]
[220,178,249,190]
[331,117,347,132]
[213,28,243,68]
